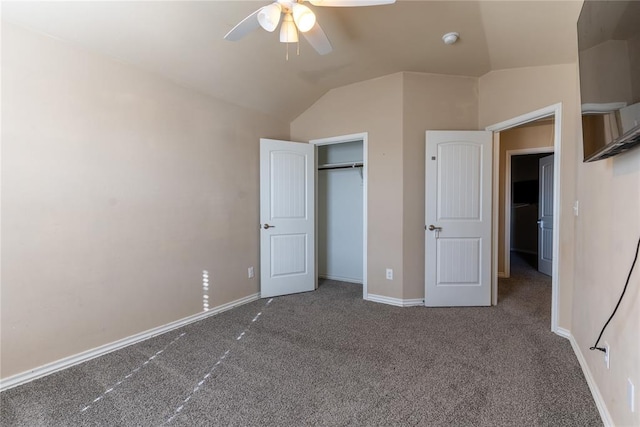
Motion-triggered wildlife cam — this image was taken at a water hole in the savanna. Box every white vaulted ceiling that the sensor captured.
[2,1,583,122]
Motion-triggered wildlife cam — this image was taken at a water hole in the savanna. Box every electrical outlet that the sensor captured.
[248,267,254,279]
[385,268,393,280]
[629,378,635,413]
[604,342,610,369]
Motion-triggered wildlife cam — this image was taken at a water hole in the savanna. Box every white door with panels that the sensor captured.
[537,154,554,276]
[425,131,492,307]
[260,139,315,298]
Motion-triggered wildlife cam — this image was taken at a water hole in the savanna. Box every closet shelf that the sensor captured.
[318,161,364,170]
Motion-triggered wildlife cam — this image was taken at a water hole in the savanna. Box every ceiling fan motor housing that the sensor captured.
[225,0,396,55]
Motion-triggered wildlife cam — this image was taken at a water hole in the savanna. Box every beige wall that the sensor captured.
[291,73,405,298]
[1,24,289,378]
[571,26,639,424]
[572,109,640,426]
[291,72,477,300]
[497,122,554,275]
[401,72,478,299]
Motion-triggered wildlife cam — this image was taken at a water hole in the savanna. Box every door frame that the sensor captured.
[486,103,562,334]
[503,147,553,278]
[309,132,368,299]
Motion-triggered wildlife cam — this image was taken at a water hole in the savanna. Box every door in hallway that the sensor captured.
[537,154,554,276]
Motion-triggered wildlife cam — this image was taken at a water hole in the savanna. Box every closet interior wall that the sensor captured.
[317,141,364,283]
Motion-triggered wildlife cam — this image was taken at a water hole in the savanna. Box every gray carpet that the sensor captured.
[1,254,601,426]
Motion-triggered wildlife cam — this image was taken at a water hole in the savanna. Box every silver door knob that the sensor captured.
[428,225,442,231]
[263,224,275,229]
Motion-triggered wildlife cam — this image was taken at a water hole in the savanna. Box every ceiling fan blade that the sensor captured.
[302,22,333,55]
[309,0,395,7]
[224,7,262,41]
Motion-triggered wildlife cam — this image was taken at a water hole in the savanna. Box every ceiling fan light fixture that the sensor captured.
[257,3,282,32]
[280,13,298,43]
[292,4,316,33]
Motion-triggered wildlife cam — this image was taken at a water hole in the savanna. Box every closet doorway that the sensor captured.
[310,133,368,298]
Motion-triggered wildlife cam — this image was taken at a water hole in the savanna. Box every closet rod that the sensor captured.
[318,162,363,171]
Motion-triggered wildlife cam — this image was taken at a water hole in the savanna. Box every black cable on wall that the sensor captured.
[589,236,640,353]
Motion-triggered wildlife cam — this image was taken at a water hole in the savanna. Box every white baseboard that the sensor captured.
[366,293,424,307]
[498,271,508,278]
[318,274,362,285]
[555,326,571,339]
[0,292,260,392]
[560,330,613,426]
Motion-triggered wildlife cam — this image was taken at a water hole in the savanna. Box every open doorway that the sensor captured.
[509,152,555,272]
[509,152,553,271]
[310,133,368,299]
[501,119,555,278]
[487,104,562,334]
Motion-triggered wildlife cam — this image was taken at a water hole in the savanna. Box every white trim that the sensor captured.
[486,103,562,334]
[486,104,559,132]
[497,272,508,279]
[310,133,368,299]
[309,133,367,145]
[565,332,613,426]
[492,133,500,305]
[0,293,260,392]
[581,102,626,114]
[505,147,554,278]
[318,274,362,284]
[555,327,571,339]
[366,294,424,307]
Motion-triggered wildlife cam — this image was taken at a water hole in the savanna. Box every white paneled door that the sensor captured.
[260,139,315,298]
[538,154,554,276]
[425,131,492,307]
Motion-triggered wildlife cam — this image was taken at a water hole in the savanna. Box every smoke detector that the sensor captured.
[442,32,459,45]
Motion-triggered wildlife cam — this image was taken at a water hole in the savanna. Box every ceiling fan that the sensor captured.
[224,0,396,56]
